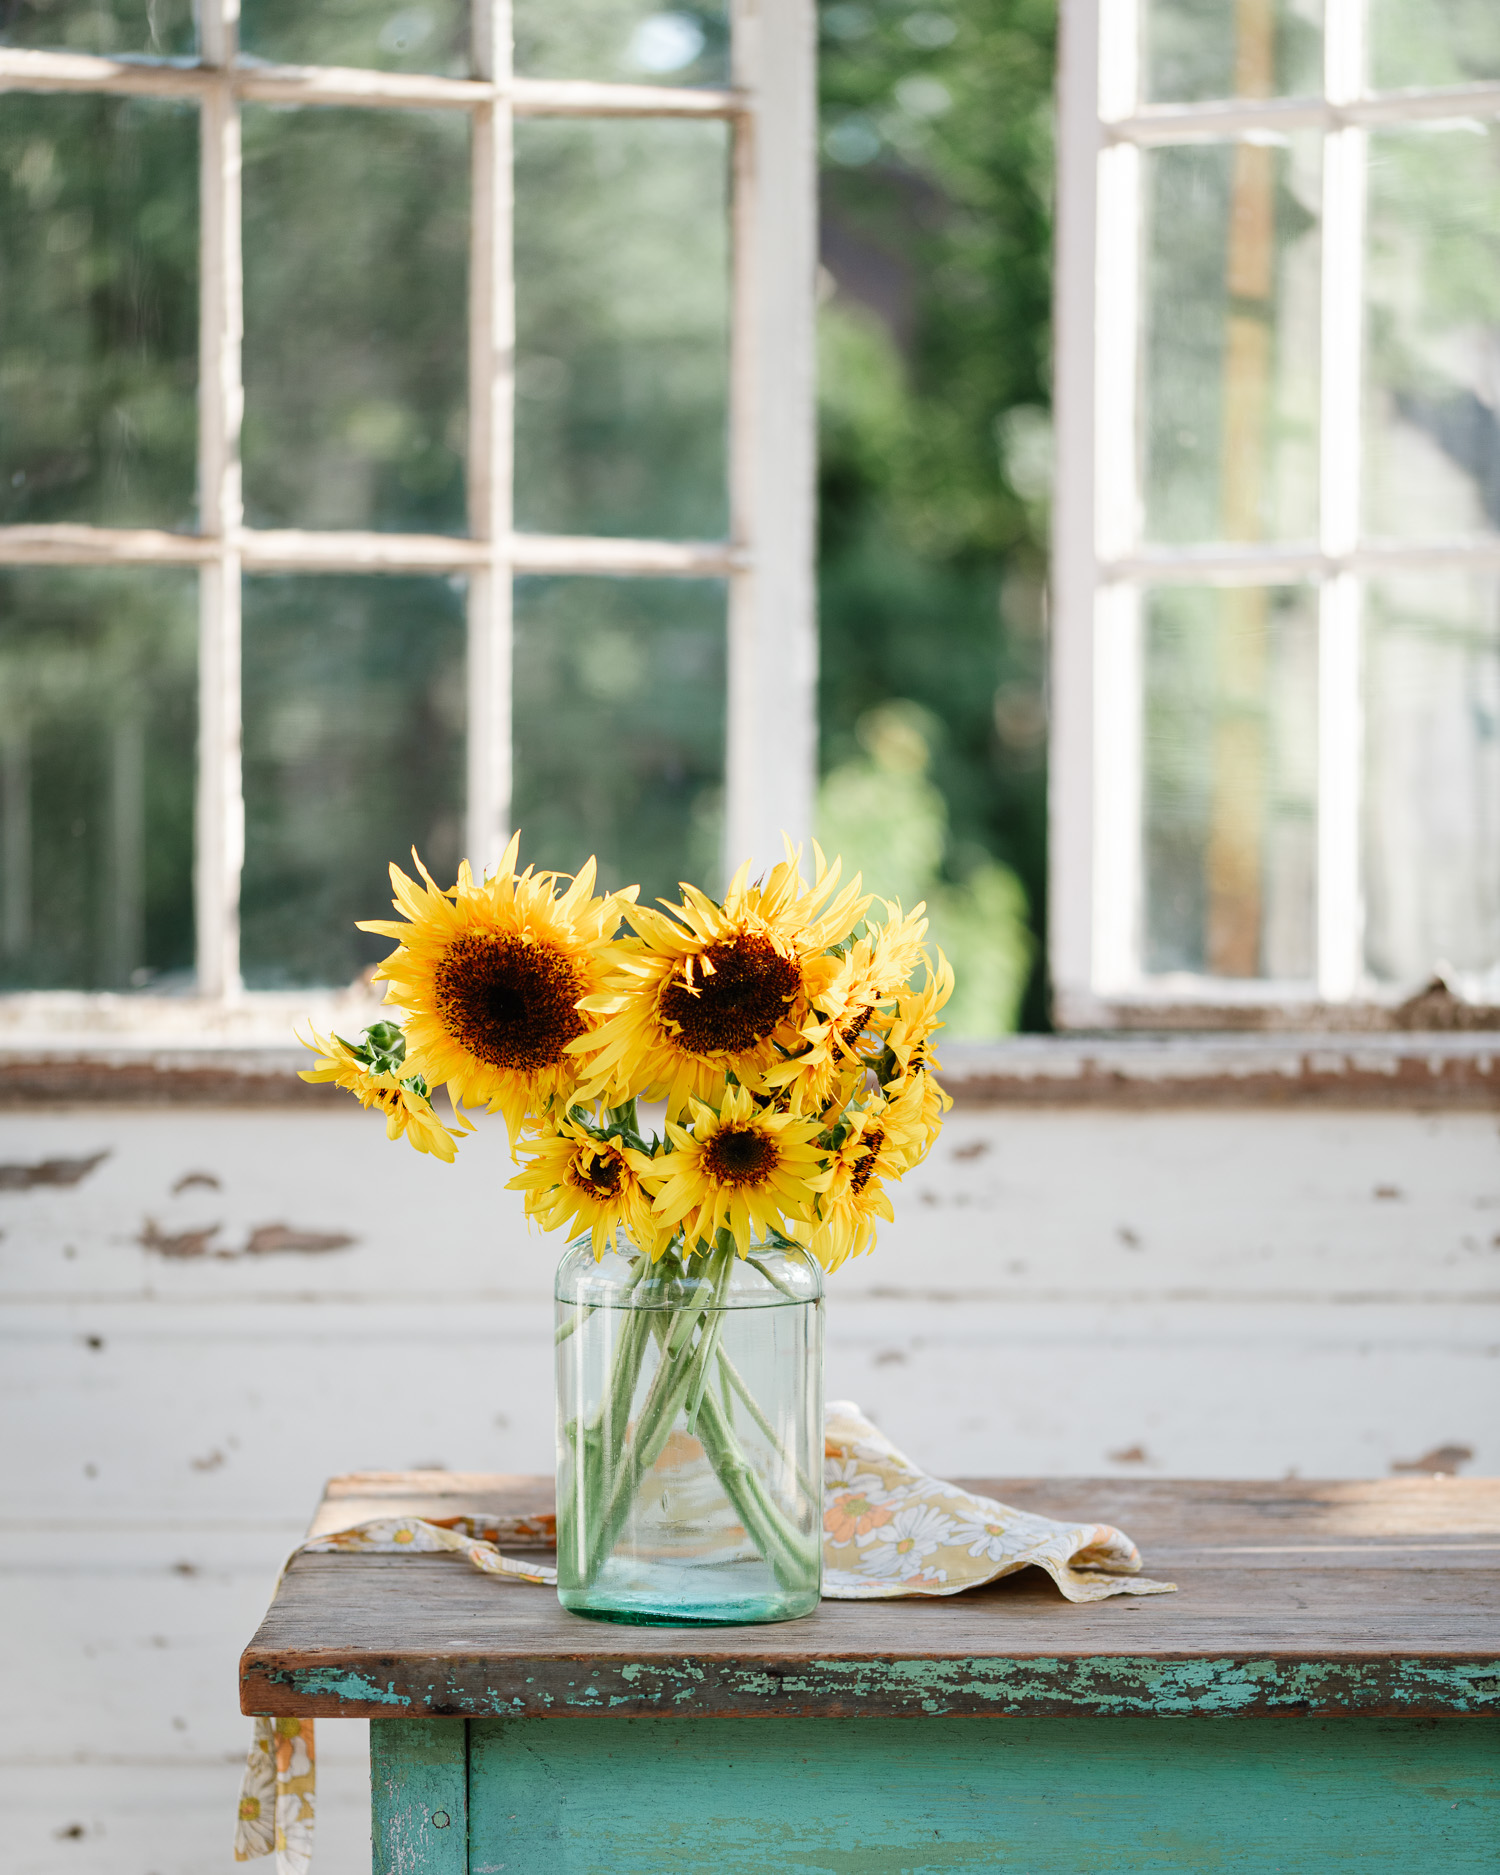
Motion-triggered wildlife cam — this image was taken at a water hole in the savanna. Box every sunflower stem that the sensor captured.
[683,1236,735,1435]
[715,1345,819,1506]
[743,1253,805,1303]
[694,1386,810,1590]
[582,1285,717,1582]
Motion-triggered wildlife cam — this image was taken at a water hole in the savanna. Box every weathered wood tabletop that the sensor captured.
[241,1469,1500,1720]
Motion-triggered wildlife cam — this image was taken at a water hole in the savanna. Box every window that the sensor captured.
[1052,0,1500,1026]
[0,0,816,1008]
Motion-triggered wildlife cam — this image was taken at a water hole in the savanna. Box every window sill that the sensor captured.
[0,1023,1495,1108]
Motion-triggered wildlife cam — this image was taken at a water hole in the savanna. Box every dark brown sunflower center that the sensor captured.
[849,1130,884,1197]
[572,1150,624,1196]
[433,932,587,1075]
[839,1006,873,1051]
[657,935,801,1058]
[702,1124,779,1187]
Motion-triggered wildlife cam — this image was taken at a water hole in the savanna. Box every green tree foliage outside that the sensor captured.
[815,0,1057,1032]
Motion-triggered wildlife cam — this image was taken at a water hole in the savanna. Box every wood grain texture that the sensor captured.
[240,1473,1500,1720]
[371,1716,467,1875]
[465,1713,1500,1873]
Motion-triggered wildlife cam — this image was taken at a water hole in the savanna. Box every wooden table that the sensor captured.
[241,1471,1500,1873]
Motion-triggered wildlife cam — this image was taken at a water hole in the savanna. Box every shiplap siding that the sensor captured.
[3,1079,1498,1872]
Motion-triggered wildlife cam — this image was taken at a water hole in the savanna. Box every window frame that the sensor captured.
[1050,0,1500,1030]
[0,0,817,1015]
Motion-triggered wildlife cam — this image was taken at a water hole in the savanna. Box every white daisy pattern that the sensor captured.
[853,1501,958,1581]
[949,1508,1014,1563]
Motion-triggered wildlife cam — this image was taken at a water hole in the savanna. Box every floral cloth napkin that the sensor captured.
[236,1401,1174,1872]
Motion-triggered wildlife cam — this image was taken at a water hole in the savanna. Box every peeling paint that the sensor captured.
[138,1218,356,1258]
[0,1148,109,1190]
[172,1170,222,1192]
[251,1653,1500,1721]
[1392,1444,1475,1476]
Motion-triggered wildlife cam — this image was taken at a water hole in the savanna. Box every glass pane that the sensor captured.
[1143,585,1317,980]
[515,119,730,540]
[516,1,729,86]
[242,106,468,534]
[0,95,197,530]
[1364,574,1500,992]
[240,0,470,77]
[512,577,725,904]
[241,575,466,989]
[0,1,194,55]
[1369,0,1500,90]
[1364,125,1500,543]
[0,569,195,992]
[1141,136,1321,546]
[1142,0,1321,104]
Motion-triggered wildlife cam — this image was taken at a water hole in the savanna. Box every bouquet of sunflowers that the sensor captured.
[301,836,951,1618]
[300,834,952,1274]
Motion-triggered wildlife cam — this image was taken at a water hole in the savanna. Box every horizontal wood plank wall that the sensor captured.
[3,1039,1497,1870]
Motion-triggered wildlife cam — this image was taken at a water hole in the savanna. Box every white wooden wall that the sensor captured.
[4,1076,1498,1873]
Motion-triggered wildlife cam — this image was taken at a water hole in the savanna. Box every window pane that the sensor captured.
[242,107,468,534]
[0,569,195,991]
[1142,0,1321,105]
[241,576,466,989]
[0,95,197,530]
[516,1,729,86]
[1143,585,1317,980]
[1364,125,1500,543]
[515,119,730,540]
[1369,0,1500,90]
[239,0,470,76]
[1364,574,1500,992]
[1141,137,1320,546]
[0,1,194,56]
[513,577,725,903]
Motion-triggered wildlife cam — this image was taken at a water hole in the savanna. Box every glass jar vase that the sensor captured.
[554,1232,824,1625]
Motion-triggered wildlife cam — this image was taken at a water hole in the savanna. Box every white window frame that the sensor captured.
[0,0,817,1017]
[1050,0,1500,1029]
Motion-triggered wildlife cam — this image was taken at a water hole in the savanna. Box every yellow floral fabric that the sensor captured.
[820,1401,1176,1601]
[236,1404,1173,1867]
[234,1716,314,1875]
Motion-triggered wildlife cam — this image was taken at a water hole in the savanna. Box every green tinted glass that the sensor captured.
[0,568,196,992]
[241,575,467,990]
[242,105,469,534]
[0,94,197,530]
[512,577,726,903]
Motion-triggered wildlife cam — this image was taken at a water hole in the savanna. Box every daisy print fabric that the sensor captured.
[819,1402,1177,1603]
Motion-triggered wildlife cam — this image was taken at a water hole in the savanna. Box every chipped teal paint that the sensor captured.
[371,1717,467,1875]
[262,1652,1500,1718]
[276,1666,412,1707]
[465,1713,1500,1874]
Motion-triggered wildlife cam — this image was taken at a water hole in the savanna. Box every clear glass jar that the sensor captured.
[554,1232,823,1625]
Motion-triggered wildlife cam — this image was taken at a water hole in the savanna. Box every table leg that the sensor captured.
[371,1715,467,1875]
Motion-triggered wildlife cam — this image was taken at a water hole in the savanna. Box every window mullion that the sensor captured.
[1316,0,1368,1002]
[196,0,243,1000]
[1048,0,1104,1024]
[724,0,817,877]
[465,2,515,879]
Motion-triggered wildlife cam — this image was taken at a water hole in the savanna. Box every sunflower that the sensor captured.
[571,841,870,1117]
[769,900,933,1112]
[880,949,955,1086]
[359,836,634,1142]
[298,1029,468,1162]
[508,1111,667,1260]
[645,1083,829,1259]
[792,1076,931,1270]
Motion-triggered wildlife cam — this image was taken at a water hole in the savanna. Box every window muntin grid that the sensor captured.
[1051,0,1500,1026]
[0,1,816,1011]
